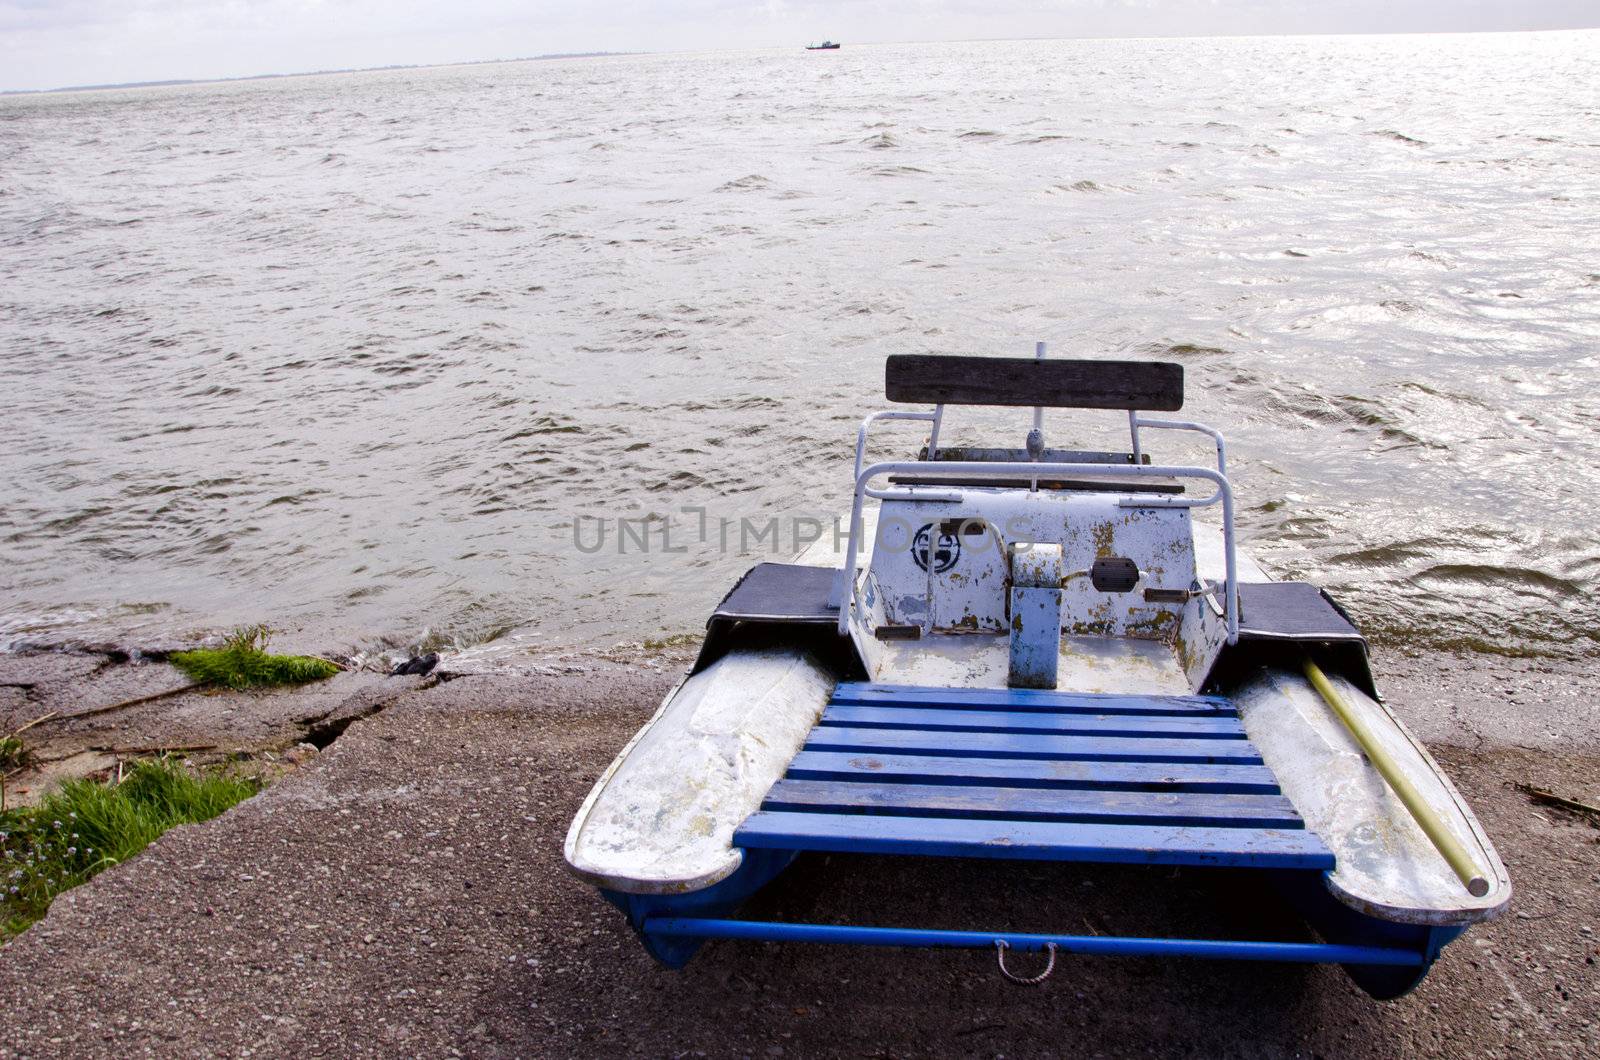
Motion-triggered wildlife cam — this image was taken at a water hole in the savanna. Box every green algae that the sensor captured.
[169,625,339,690]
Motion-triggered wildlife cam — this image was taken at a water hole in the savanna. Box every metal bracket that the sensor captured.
[995,939,1057,984]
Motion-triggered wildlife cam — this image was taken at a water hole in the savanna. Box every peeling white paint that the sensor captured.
[1235,668,1510,925]
[563,647,834,895]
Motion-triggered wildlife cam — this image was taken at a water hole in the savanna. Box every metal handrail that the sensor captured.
[854,408,944,482]
[835,459,1239,644]
[1132,417,1228,477]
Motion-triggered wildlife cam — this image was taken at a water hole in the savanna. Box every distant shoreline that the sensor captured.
[0,52,638,98]
[8,26,1599,97]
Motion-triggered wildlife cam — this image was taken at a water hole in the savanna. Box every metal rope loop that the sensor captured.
[994,939,1057,985]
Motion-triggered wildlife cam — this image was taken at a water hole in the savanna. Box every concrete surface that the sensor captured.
[0,652,430,805]
[0,650,1596,1058]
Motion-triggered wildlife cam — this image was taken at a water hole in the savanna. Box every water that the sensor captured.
[3,33,1598,663]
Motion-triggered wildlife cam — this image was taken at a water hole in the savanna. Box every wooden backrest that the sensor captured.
[886,355,1183,411]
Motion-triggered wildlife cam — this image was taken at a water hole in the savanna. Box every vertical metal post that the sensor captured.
[1220,479,1239,644]
[1028,342,1046,491]
[832,474,869,621]
[1128,410,1143,465]
[1031,341,1046,438]
[928,404,945,460]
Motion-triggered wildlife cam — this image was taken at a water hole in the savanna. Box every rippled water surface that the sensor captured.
[3,33,1599,661]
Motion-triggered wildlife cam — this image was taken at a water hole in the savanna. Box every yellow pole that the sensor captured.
[1301,659,1489,898]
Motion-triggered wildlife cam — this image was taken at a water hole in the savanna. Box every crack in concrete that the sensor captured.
[299,675,440,750]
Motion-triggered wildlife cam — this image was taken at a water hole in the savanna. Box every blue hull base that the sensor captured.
[606,856,1459,999]
[601,849,797,968]
[595,683,1467,998]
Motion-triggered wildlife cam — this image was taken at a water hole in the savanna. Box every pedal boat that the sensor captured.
[564,350,1509,998]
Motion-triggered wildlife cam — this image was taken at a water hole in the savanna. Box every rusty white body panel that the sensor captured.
[563,647,834,895]
[841,487,1221,695]
[794,506,879,568]
[861,490,1197,641]
[1193,520,1269,585]
[1236,668,1510,924]
[870,632,1192,695]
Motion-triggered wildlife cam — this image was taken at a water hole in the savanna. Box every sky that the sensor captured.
[2,0,1597,93]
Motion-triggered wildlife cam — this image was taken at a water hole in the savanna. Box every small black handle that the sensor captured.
[1089,556,1141,593]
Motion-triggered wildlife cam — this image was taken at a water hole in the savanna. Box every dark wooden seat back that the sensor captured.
[886,355,1183,411]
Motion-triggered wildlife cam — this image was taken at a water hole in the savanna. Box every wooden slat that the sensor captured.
[886,355,1184,411]
[885,473,1185,495]
[762,780,1302,829]
[734,812,1332,870]
[821,704,1245,739]
[785,751,1283,793]
[829,683,1235,717]
[806,727,1263,764]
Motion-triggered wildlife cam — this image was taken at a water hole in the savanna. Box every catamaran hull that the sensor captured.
[563,350,1508,998]
[567,646,1502,997]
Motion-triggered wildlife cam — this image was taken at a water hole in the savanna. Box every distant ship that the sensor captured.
[805,41,841,50]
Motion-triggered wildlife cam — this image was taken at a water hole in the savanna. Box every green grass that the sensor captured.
[641,632,700,652]
[1,758,259,940]
[168,625,340,690]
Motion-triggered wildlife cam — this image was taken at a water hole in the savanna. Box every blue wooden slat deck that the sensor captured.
[821,704,1247,739]
[762,779,1303,829]
[828,682,1236,716]
[736,812,1333,870]
[807,727,1264,763]
[785,752,1285,793]
[735,682,1333,871]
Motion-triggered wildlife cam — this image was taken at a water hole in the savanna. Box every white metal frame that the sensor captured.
[1130,412,1228,476]
[843,343,1238,644]
[853,408,945,481]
